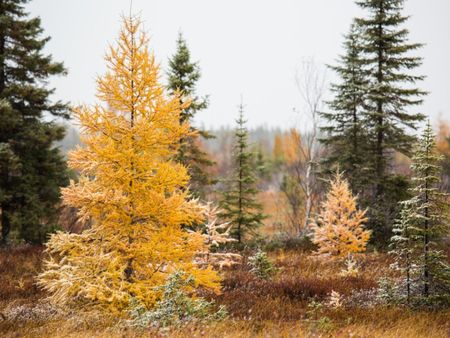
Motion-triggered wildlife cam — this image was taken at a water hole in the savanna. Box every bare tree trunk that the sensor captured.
[302,164,312,233]
[294,58,326,236]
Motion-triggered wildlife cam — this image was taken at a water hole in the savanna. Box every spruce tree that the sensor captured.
[410,121,450,298]
[167,33,214,198]
[390,121,450,301]
[356,0,426,186]
[0,0,69,244]
[321,22,369,194]
[220,103,265,243]
[389,199,417,303]
[353,0,427,242]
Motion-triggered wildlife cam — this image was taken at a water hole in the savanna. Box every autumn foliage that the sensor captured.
[310,172,371,257]
[37,17,220,312]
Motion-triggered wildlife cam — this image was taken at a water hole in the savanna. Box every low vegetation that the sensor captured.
[1,247,449,337]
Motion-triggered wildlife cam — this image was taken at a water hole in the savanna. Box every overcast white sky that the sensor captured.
[28,0,450,129]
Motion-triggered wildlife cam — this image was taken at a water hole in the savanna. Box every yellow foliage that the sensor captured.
[282,129,304,165]
[38,16,220,312]
[436,118,450,156]
[272,133,284,161]
[309,172,371,257]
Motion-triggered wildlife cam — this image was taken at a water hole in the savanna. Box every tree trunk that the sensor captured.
[0,1,9,246]
[406,256,411,304]
[1,204,10,245]
[237,143,243,244]
[423,146,430,297]
[125,22,136,283]
[0,13,5,96]
[302,163,312,236]
[375,12,385,198]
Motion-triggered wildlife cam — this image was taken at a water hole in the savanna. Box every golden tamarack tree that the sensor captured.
[310,172,371,257]
[38,17,220,312]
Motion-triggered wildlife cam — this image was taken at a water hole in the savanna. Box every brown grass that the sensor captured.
[212,251,388,321]
[0,245,44,305]
[0,247,449,338]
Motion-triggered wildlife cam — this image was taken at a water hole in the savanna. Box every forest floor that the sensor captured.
[0,245,449,338]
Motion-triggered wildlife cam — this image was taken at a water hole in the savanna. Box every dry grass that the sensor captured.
[212,251,391,321]
[4,309,449,338]
[0,246,44,305]
[0,246,449,337]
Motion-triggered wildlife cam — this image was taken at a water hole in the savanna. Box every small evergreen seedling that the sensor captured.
[248,249,276,280]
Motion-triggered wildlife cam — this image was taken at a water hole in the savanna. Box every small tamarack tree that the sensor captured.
[38,16,220,312]
[310,171,371,257]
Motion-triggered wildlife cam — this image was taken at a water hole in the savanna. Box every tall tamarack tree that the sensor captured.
[38,17,220,312]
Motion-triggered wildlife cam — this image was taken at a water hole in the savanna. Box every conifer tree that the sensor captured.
[390,121,450,300]
[167,33,214,198]
[219,103,265,243]
[356,0,426,187]
[321,22,369,194]
[38,17,220,312]
[0,0,69,244]
[390,199,417,303]
[355,0,426,240]
[310,172,371,257]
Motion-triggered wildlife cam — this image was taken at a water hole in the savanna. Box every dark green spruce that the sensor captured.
[0,0,69,244]
[356,0,426,242]
[321,22,370,194]
[167,33,214,199]
[219,103,265,243]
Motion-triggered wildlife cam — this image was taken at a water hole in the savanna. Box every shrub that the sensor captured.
[264,234,316,252]
[126,271,227,329]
